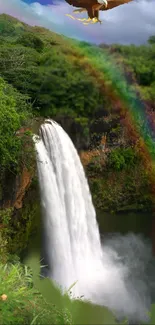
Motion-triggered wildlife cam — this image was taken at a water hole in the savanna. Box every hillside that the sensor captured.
[0,13,155,257]
[1,12,155,325]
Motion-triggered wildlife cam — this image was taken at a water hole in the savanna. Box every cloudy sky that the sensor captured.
[0,0,155,44]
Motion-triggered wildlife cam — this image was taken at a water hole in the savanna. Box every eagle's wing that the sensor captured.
[103,0,133,10]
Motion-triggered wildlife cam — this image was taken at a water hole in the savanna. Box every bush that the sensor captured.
[107,147,139,171]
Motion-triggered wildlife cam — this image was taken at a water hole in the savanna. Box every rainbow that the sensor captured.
[72,42,155,161]
[63,40,155,207]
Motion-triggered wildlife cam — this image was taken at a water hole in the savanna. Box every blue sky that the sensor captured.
[22,0,54,4]
[0,0,155,44]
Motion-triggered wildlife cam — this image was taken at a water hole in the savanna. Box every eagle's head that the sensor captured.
[97,0,108,7]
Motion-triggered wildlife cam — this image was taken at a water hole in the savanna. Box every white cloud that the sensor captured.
[0,0,155,44]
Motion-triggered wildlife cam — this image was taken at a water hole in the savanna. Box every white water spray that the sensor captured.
[34,119,153,322]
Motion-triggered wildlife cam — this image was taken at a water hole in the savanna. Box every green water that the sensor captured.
[97,210,152,238]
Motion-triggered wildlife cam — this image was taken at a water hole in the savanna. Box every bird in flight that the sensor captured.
[65,0,133,25]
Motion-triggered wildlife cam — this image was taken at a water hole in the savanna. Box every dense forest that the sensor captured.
[0,13,155,324]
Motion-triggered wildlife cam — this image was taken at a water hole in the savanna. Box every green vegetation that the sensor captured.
[99,36,155,98]
[0,262,73,325]
[88,164,152,212]
[0,77,32,172]
[0,256,155,325]
[0,13,155,324]
[0,11,154,250]
[0,15,105,120]
[107,147,139,171]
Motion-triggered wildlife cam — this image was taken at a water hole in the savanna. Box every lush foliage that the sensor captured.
[0,180,40,259]
[0,77,32,172]
[0,257,155,325]
[107,147,139,171]
[87,161,152,212]
[99,41,155,102]
[0,15,105,119]
[0,262,73,325]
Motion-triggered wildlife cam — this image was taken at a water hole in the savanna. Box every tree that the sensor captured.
[16,32,44,52]
[148,35,155,45]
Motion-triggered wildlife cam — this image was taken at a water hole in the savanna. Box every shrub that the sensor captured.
[107,147,139,171]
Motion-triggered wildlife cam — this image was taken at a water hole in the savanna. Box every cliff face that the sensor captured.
[0,122,39,257]
[0,170,40,257]
[2,167,32,210]
[14,167,32,209]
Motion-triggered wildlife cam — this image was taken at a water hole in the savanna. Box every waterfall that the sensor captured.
[34,119,152,322]
[34,119,103,295]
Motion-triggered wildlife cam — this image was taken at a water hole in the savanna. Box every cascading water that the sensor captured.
[34,119,103,295]
[34,119,155,323]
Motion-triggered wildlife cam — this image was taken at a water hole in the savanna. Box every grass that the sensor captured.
[0,262,73,325]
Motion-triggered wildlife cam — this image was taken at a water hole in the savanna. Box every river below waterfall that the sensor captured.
[97,210,152,237]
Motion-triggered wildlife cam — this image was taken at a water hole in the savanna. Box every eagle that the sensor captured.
[65,0,133,24]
